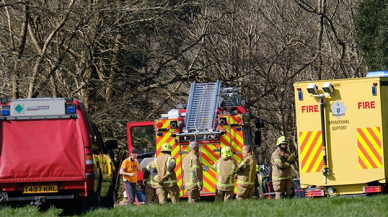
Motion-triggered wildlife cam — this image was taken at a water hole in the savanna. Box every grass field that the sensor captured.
[2,195,388,217]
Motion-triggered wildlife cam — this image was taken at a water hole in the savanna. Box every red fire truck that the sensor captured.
[127,81,262,198]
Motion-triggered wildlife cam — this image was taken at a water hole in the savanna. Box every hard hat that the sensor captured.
[161,143,172,152]
[276,136,289,146]
[221,146,233,158]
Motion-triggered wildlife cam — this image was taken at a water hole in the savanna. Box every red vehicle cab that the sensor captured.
[0,97,117,210]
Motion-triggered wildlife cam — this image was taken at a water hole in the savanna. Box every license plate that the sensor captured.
[23,185,58,194]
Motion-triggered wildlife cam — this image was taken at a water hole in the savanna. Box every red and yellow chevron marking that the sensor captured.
[201,144,219,194]
[172,144,186,197]
[219,115,244,163]
[155,119,179,155]
[358,127,382,170]
[299,131,323,173]
[154,119,182,196]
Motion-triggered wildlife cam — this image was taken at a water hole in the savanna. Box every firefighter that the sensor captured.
[271,136,296,199]
[143,160,158,204]
[182,141,203,203]
[212,146,238,202]
[151,143,180,204]
[255,164,266,199]
[236,145,257,200]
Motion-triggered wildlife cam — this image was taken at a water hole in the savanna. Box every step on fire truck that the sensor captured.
[294,71,388,197]
[127,81,262,199]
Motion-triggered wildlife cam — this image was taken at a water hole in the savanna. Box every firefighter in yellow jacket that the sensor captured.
[236,145,257,200]
[182,141,203,203]
[151,143,180,204]
[271,136,296,199]
[212,146,238,202]
[143,160,158,204]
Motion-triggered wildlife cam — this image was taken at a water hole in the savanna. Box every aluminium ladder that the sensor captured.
[184,81,221,134]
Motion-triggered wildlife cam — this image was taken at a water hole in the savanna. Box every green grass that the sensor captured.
[3,196,388,217]
[0,206,62,217]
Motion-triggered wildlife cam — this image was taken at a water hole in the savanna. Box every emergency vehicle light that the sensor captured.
[219,118,227,125]
[366,71,388,77]
[372,83,377,96]
[363,186,382,194]
[305,189,325,197]
[1,109,10,116]
[307,83,318,94]
[297,88,303,101]
[66,105,76,114]
[322,82,334,95]
[170,121,178,129]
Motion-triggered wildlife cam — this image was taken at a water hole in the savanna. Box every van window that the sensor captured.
[79,103,101,151]
[130,126,155,152]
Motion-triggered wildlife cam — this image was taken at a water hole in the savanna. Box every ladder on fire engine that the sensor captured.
[183,81,221,135]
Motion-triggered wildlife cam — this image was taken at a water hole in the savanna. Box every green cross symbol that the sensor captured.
[15,104,23,113]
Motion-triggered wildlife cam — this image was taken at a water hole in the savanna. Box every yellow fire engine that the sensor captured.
[294,71,388,197]
[127,81,261,199]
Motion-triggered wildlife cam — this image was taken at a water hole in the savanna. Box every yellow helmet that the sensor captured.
[161,143,172,152]
[221,146,233,158]
[276,136,289,146]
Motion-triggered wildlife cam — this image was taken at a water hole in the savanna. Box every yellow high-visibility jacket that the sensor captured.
[145,161,158,188]
[153,153,178,187]
[271,147,295,181]
[182,151,203,190]
[212,157,238,191]
[237,153,257,188]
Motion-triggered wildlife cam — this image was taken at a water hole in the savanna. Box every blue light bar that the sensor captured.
[366,71,388,77]
[372,85,377,96]
[298,90,303,100]
[1,109,10,116]
[66,106,76,114]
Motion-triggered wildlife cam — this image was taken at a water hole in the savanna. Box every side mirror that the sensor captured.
[105,140,118,150]
[254,131,261,147]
